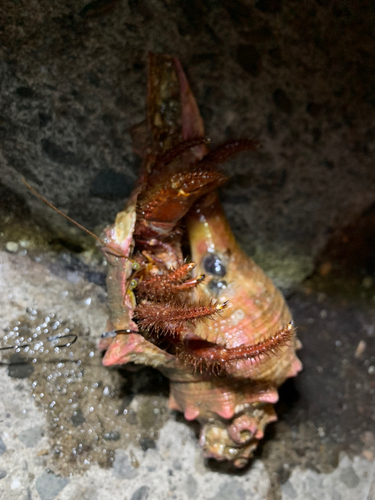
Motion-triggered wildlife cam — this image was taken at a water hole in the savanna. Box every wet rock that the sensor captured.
[70,408,86,427]
[7,353,34,379]
[103,430,120,441]
[35,472,69,500]
[139,437,156,451]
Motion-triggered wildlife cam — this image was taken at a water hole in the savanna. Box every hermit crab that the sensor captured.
[96,53,302,468]
[24,53,302,467]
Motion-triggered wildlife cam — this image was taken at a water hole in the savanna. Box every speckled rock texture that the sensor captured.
[1,1,375,500]
[1,0,375,288]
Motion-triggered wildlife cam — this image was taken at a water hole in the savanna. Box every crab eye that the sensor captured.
[207,279,228,296]
[132,262,141,271]
[202,253,226,277]
[129,279,138,290]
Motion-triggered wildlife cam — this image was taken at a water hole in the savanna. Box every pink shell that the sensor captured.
[100,53,302,468]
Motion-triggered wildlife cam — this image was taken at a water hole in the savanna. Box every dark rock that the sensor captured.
[2,0,375,293]
[236,44,262,77]
[39,113,52,128]
[103,430,121,441]
[79,0,119,19]
[7,353,34,379]
[176,0,206,35]
[256,0,282,13]
[139,437,156,451]
[71,408,86,427]
[306,102,323,116]
[273,88,293,114]
[16,87,35,98]
[0,470,6,479]
[224,0,254,27]
[89,168,133,200]
[86,271,106,286]
[41,139,79,166]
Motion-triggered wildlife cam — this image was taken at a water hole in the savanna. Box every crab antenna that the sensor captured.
[22,177,108,245]
[22,177,129,260]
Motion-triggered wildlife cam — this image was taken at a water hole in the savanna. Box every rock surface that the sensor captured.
[1,0,375,287]
[1,1,375,499]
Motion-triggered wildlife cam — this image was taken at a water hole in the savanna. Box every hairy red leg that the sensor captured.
[178,322,295,373]
[137,264,205,300]
[135,300,227,335]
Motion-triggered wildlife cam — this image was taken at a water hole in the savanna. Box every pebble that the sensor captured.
[355,340,366,358]
[185,474,198,498]
[103,430,120,441]
[0,437,6,455]
[18,426,43,448]
[131,486,150,500]
[281,481,298,499]
[10,478,21,489]
[362,276,373,289]
[35,472,69,500]
[7,353,34,379]
[319,261,332,277]
[5,241,19,253]
[112,450,138,479]
[362,449,374,461]
[339,466,360,488]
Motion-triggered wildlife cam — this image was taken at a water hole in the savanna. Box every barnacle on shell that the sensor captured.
[99,53,302,468]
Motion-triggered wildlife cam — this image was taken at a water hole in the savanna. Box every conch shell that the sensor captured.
[99,53,302,468]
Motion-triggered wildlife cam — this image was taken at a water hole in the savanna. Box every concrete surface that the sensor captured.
[0,246,375,497]
[1,1,375,499]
